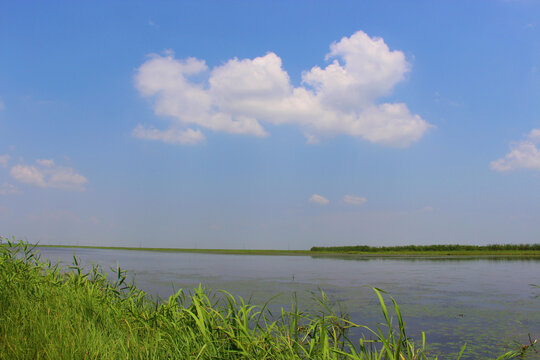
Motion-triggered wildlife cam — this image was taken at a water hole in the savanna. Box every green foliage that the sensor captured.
[0,241,536,359]
[311,244,540,253]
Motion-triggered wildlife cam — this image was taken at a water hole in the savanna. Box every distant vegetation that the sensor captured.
[12,239,540,257]
[1,241,537,359]
[311,244,540,253]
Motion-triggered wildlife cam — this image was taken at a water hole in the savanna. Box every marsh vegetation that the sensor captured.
[311,244,540,255]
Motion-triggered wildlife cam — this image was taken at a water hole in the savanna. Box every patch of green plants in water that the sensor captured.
[0,241,536,359]
[311,244,540,254]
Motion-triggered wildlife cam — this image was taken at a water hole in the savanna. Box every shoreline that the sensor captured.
[32,244,540,258]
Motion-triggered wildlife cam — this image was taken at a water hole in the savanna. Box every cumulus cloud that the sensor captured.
[343,195,367,205]
[491,129,540,171]
[10,159,88,190]
[134,31,431,146]
[0,154,9,167]
[309,194,330,205]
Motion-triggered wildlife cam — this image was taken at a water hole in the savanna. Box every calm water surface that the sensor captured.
[36,247,540,359]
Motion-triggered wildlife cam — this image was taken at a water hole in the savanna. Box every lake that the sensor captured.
[35,247,540,359]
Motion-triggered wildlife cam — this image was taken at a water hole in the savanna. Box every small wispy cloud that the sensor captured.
[132,124,205,145]
[36,159,55,167]
[10,158,88,190]
[491,129,540,171]
[0,154,10,167]
[343,195,367,205]
[433,91,463,108]
[0,182,20,195]
[309,194,330,205]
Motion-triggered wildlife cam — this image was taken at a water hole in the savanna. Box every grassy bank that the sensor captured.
[30,243,540,258]
[0,242,537,359]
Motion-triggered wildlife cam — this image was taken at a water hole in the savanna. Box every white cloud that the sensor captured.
[36,159,55,167]
[134,31,432,146]
[10,165,45,187]
[528,128,540,142]
[343,195,367,205]
[491,129,540,171]
[132,124,205,145]
[309,194,330,205]
[0,154,10,167]
[0,98,4,111]
[0,182,19,195]
[10,159,88,190]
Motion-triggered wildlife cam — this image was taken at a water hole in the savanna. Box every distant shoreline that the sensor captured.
[31,244,540,258]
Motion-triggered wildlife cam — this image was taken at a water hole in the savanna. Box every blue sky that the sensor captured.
[1,1,540,249]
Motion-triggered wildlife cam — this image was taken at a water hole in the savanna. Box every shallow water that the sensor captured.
[36,247,540,359]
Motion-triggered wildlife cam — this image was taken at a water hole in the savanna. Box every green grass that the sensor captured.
[0,241,537,359]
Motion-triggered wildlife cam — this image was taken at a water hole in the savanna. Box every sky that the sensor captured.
[1,0,540,249]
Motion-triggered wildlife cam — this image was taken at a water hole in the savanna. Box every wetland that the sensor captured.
[33,245,540,359]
